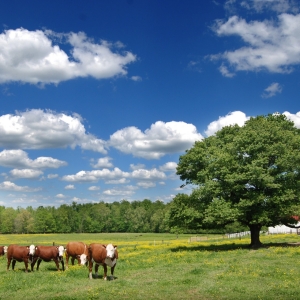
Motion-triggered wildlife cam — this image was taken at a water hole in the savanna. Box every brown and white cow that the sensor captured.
[88,243,118,280]
[65,241,89,269]
[6,244,35,272]
[31,245,65,271]
[0,246,7,256]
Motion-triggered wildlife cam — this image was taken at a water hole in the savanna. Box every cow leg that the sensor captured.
[54,259,60,271]
[65,253,69,269]
[95,263,99,278]
[36,258,42,271]
[7,258,12,271]
[24,259,29,273]
[31,257,37,271]
[103,264,107,281]
[111,263,117,280]
[61,259,65,271]
[71,257,75,265]
[88,261,93,279]
[12,259,16,271]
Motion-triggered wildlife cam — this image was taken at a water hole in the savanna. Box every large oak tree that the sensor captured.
[175,114,300,247]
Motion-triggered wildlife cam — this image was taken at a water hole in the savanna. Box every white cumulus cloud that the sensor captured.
[205,111,250,136]
[211,13,300,74]
[88,186,100,191]
[62,167,130,183]
[0,109,106,153]
[0,181,40,192]
[9,169,43,179]
[0,149,67,169]
[283,111,300,127]
[65,185,75,190]
[103,185,137,196]
[109,121,203,159]
[159,162,178,172]
[91,157,113,168]
[0,28,136,85]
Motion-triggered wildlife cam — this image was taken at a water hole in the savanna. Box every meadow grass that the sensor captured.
[0,233,300,299]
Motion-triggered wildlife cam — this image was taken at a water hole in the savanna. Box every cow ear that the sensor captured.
[35,246,37,250]
[102,244,107,248]
[114,245,117,249]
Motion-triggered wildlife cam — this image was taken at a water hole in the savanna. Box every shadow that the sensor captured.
[170,242,300,253]
[89,274,118,280]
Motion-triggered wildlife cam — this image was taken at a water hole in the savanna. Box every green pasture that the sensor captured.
[0,233,300,299]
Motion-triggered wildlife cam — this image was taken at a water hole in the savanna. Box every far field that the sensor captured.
[0,233,300,299]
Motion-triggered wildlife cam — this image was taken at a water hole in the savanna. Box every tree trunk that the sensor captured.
[249,224,263,248]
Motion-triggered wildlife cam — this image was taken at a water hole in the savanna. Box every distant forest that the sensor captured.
[0,199,248,234]
[0,200,170,234]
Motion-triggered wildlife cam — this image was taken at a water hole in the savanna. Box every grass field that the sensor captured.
[0,232,300,299]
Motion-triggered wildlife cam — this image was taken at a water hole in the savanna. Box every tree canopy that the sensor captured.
[174,114,300,247]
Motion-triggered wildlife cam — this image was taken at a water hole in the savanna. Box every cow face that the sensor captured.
[28,244,35,263]
[79,254,87,265]
[3,246,7,254]
[105,244,117,259]
[57,246,65,259]
[29,244,35,256]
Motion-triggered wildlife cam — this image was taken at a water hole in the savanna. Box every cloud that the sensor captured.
[0,181,40,192]
[261,82,283,98]
[137,181,156,188]
[205,111,250,136]
[109,121,203,159]
[9,169,43,179]
[48,174,59,179]
[211,13,300,74]
[65,184,75,190]
[240,0,299,13]
[88,186,100,191]
[56,194,66,198]
[62,166,166,184]
[62,167,130,183]
[159,162,178,172]
[0,109,106,153]
[131,76,142,81]
[283,111,300,127]
[0,28,136,85]
[105,178,130,184]
[130,163,146,170]
[131,168,166,180]
[219,64,235,77]
[103,185,137,196]
[0,149,67,169]
[91,157,113,168]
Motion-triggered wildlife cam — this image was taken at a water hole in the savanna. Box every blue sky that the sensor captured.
[1,0,300,208]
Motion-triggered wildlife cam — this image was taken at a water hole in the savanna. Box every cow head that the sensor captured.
[57,245,65,261]
[3,246,7,254]
[77,254,88,265]
[28,244,35,262]
[105,244,117,259]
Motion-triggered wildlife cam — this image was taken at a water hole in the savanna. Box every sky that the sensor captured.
[1,0,300,208]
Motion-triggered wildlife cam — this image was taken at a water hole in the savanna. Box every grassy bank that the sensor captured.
[0,233,299,299]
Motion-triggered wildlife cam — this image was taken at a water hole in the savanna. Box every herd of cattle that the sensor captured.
[0,242,118,280]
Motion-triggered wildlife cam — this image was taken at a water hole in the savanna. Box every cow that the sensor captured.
[31,245,65,271]
[65,241,89,269]
[0,246,7,256]
[6,244,36,272]
[88,243,118,280]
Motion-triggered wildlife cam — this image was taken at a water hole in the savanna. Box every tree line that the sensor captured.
[0,200,170,234]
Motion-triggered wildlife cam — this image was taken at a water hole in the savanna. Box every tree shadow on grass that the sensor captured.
[170,242,300,252]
